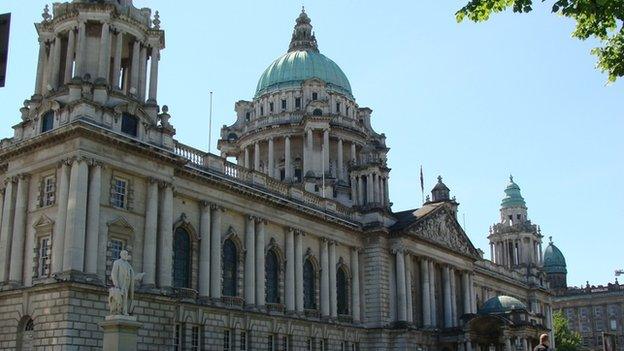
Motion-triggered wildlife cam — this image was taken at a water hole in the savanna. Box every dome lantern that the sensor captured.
[501,175,526,209]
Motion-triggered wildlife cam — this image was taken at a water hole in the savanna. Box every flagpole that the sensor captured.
[420,165,425,204]
[208,91,213,154]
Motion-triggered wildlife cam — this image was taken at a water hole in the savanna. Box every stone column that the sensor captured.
[142,179,159,287]
[158,182,173,287]
[112,30,123,89]
[350,176,357,205]
[366,174,373,204]
[254,142,260,171]
[244,147,250,169]
[372,174,379,203]
[329,240,337,318]
[466,341,473,351]
[429,260,437,326]
[74,21,86,78]
[421,258,431,327]
[350,143,356,164]
[63,158,89,272]
[379,177,385,206]
[130,40,140,95]
[505,338,512,351]
[295,230,304,313]
[323,129,330,174]
[64,28,76,84]
[138,45,147,100]
[285,228,295,312]
[443,266,452,328]
[255,219,266,307]
[244,215,256,305]
[469,274,476,313]
[268,138,274,178]
[0,178,14,282]
[462,272,471,314]
[34,39,47,95]
[210,205,223,299]
[198,201,211,296]
[148,46,160,102]
[51,161,70,274]
[49,36,62,89]
[337,138,344,180]
[405,253,414,323]
[84,162,102,275]
[395,247,407,322]
[450,267,458,326]
[384,177,390,205]
[284,136,292,181]
[98,22,111,81]
[522,338,529,351]
[357,176,364,205]
[351,248,361,322]
[539,242,543,264]
[8,175,29,283]
[305,128,313,175]
[320,238,330,317]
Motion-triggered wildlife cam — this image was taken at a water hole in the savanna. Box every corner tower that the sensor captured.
[10,0,174,149]
[543,237,567,292]
[218,9,390,211]
[488,176,544,268]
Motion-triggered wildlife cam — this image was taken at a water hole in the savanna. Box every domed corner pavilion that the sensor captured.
[461,296,549,351]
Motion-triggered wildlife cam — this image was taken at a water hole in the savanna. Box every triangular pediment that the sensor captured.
[107,217,134,233]
[401,204,480,258]
[33,214,54,229]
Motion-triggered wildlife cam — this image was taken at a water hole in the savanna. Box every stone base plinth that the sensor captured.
[100,315,142,351]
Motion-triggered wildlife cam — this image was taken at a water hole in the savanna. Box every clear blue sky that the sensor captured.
[2,1,622,287]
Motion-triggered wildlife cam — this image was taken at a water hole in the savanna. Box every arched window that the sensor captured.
[121,113,139,137]
[337,267,349,315]
[265,250,280,303]
[313,108,323,116]
[41,111,54,133]
[303,259,316,309]
[17,316,34,351]
[222,239,238,296]
[173,227,191,288]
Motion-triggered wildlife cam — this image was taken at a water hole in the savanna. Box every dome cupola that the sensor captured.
[543,237,567,274]
[479,295,527,314]
[255,8,352,98]
[501,175,526,209]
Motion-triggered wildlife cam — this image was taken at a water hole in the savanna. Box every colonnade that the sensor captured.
[491,237,543,267]
[34,19,160,102]
[392,248,477,327]
[351,171,389,207]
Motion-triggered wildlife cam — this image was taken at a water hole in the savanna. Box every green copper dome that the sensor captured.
[479,296,527,314]
[255,51,352,97]
[255,8,352,98]
[543,239,567,274]
[501,175,526,208]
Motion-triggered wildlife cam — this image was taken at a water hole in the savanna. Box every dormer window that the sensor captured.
[41,111,54,133]
[312,92,318,100]
[121,113,138,137]
[281,99,287,110]
[295,97,301,109]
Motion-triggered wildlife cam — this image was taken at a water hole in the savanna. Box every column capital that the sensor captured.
[391,243,405,255]
[351,247,361,254]
[3,176,15,186]
[158,180,173,189]
[199,200,211,208]
[255,217,267,225]
[210,203,225,212]
[88,158,104,168]
[320,237,329,243]
[16,173,31,181]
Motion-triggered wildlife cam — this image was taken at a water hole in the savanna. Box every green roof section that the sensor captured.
[543,238,567,274]
[501,175,526,208]
[479,295,527,314]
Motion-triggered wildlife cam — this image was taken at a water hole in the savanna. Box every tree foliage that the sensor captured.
[456,0,624,82]
[553,310,582,351]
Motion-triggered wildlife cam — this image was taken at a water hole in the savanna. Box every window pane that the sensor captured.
[304,259,316,309]
[110,239,124,261]
[173,227,191,288]
[266,250,279,303]
[121,113,138,136]
[337,268,349,315]
[41,111,54,132]
[223,239,238,296]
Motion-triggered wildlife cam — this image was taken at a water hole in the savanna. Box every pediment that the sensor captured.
[402,205,479,258]
[33,214,54,230]
[107,217,134,233]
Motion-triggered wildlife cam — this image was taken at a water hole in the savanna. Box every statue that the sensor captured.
[108,250,144,315]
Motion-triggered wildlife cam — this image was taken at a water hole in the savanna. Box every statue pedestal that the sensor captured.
[100,315,142,351]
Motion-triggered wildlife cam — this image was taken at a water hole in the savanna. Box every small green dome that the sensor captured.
[255,50,352,97]
[501,175,526,208]
[479,296,527,314]
[543,240,567,274]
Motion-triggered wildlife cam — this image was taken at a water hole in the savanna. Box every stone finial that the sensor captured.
[42,5,51,22]
[152,11,161,29]
[549,236,552,244]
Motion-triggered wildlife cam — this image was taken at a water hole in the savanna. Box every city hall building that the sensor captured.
[0,1,555,350]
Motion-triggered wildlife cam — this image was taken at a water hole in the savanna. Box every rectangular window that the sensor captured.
[312,92,318,100]
[295,97,301,109]
[281,99,287,110]
[224,329,231,351]
[341,341,346,351]
[121,113,139,137]
[174,324,181,351]
[346,106,349,115]
[192,326,200,351]
[42,175,56,206]
[260,106,264,116]
[268,334,274,351]
[38,236,51,277]
[320,339,326,351]
[307,338,312,351]
[270,102,274,112]
[240,331,247,351]
[112,178,128,208]
[611,319,617,331]
[282,335,289,351]
[110,239,124,261]
[336,102,341,113]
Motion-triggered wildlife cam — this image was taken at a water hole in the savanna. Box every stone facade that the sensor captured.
[0,1,554,350]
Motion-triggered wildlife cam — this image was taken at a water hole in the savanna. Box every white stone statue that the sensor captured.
[109,250,144,315]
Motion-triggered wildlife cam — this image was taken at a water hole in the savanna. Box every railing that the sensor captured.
[174,141,357,223]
